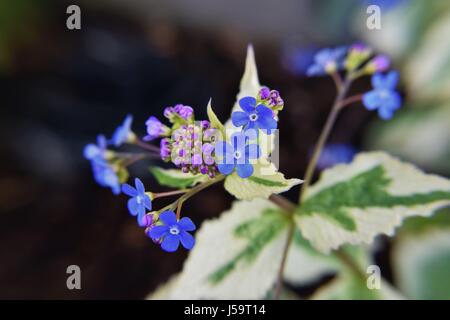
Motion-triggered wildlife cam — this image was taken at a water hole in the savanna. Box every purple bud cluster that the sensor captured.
[258,87,284,110]
[162,120,219,177]
[164,104,194,122]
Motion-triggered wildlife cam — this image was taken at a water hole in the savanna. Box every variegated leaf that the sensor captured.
[296,152,450,253]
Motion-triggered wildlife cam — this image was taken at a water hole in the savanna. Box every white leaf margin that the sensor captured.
[297,151,450,253]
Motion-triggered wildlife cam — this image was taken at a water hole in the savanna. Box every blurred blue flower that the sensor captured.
[307,46,348,76]
[111,114,133,147]
[363,71,402,120]
[232,97,277,133]
[121,178,152,226]
[83,134,108,164]
[282,46,317,76]
[147,211,196,252]
[215,132,261,178]
[91,160,121,194]
[316,144,357,170]
[84,135,121,194]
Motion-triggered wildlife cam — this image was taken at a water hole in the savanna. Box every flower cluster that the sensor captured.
[307,43,402,120]
[216,86,283,178]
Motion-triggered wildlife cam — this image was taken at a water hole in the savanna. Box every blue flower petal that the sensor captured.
[137,210,147,227]
[362,90,381,110]
[386,91,402,110]
[378,107,394,120]
[159,211,178,226]
[371,73,385,89]
[245,144,261,160]
[215,141,233,159]
[230,133,247,152]
[179,231,195,250]
[148,225,169,240]
[121,183,138,197]
[127,198,139,216]
[217,163,235,175]
[384,71,399,89]
[236,163,254,178]
[83,144,99,160]
[306,64,323,76]
[135,178,145,194]
[178,217,196,232]
[232,111,250,127]
[111,184,121,195]
[256,115,277,132]
[239,97,257,113]
[97,135,107,149]
[315,48,332,64]
[143,195,152,211]
[161,234,180,252]
[256,104,273,117]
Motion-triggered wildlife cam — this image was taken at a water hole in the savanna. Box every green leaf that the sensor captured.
[206,99,225,137]
[311,273,403,300]
[150,167,207,189]
[161,199,290,299]
[224,159,303,200]
[284,229,341,286]
[392,229,450,299]
[296,152,450,253]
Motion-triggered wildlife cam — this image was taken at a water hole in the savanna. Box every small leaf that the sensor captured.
[164,199,289,299]
[224,160,303,200]
[150,167,207,189]
[296,151,450,253]
[206,98,225,137]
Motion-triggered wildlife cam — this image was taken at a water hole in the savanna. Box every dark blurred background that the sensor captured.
[1,0,449,299]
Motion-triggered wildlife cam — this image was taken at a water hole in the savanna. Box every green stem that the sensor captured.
[171,175,226,219]
[133,139,161,153]
[268,194,368,297]
[152,189,189,199]
[274,219,295,300]
[299,77,352,203]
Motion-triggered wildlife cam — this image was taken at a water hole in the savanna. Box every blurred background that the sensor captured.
[0,0,449,299]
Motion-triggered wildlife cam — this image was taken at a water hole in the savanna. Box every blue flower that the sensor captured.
[83,134,108,164]
[111,114,133,147]
[121,178,152,226]
[147,211,196,252]
[316,144,357,170]
[91,160,121,194]
[363,71,402,120]
[232,97,277,133]
[307,46,348,76]
[84,135,121,194]
[215,133,261,178]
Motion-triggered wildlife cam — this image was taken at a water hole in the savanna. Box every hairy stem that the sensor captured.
[153,189,189,199]
[172,175,225,219]
[338,94,363,110]
[269,194,367,296]
[334,248,367,282]
[133,139,161,153]
[299,77,352,202]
